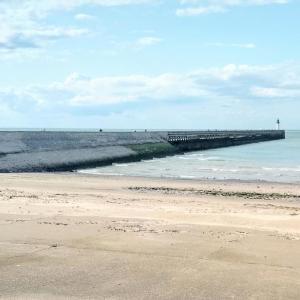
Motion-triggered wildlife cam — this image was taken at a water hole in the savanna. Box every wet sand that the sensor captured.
[0,173,300,299]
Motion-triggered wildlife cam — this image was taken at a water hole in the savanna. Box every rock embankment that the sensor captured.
[0,130,285,172]
[0,131,174,172]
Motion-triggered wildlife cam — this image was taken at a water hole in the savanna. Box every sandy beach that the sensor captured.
[1,173,300,299]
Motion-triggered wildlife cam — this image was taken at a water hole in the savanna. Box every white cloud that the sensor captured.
[19,27,88,42]
[1,62,300,128]
[135,36,162,47]
[0,0,156,55]
[0,26,89,56]
[251,86,300,98]
[206,42,256,49]
[107,36,163,54]
[177,5,226,16]
[49,71,207,105]
[0,0,155,16]
[75,13,95,21]
[177,0,289,16]
[1,62,299,108]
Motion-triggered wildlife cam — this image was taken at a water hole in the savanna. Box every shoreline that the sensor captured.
[1,172,300,299]
[76,169,300,186]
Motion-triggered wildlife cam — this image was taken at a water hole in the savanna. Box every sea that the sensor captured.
[80,130,300,183]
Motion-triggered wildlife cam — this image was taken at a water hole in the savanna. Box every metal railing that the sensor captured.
[167,130,284,143]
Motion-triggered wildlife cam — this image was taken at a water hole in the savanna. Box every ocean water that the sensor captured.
[81,131,300,183]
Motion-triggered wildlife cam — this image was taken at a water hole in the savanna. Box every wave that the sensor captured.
[177,156,194,160]
[197,167,239,172]
[93,172,124,176]
[262,167,300,172]
[112,163,130,167]
[141,159,157,163]
[78,169,124,176]
[197,157,224,161]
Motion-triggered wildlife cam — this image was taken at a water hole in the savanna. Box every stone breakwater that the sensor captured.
[0,130,285,172]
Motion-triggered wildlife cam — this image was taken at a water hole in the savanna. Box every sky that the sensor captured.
[0,0,299,130]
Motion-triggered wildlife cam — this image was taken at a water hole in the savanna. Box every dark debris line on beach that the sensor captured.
[128,186,300,201]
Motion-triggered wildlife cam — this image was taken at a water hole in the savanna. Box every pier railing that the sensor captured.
[167,130,285,143]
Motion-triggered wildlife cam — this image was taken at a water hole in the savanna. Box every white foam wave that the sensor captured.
[197,157,224,161]
[262,167,300,172]
[113,163,130,167]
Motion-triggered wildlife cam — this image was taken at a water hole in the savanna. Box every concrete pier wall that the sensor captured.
[168,130,285,151]
[0,130,285,172]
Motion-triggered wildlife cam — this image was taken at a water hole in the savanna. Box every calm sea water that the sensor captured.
[80,131,300,183]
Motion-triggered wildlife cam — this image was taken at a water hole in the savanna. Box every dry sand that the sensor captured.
[0,173,300,299]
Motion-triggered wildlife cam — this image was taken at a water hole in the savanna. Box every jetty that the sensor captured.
[0,130,285,172]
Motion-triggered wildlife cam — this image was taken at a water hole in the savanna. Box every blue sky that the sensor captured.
[0,0,299,129]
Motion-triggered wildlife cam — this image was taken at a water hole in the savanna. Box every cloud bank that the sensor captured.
[177,0,289,16]
[0,0,156,55]
[0,62,299,128]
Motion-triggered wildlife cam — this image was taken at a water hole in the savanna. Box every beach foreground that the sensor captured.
[0,173,300,299]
